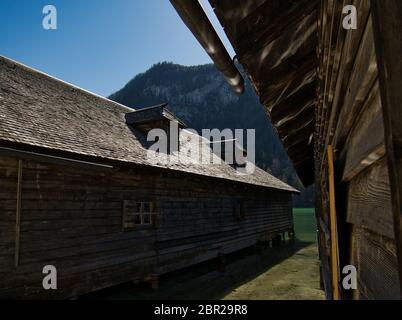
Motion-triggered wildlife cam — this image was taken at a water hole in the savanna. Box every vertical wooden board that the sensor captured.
[319,0,345,144]
[0,157,18,272]
[328,145,340,300]
[371,0,402,295]
[334,16,378,151]
[341,83,385,182]
[328,0,371,147]
[349,226,361,299]
[14,159,23,268]
[355,227,401,299]
[347,158,394,239]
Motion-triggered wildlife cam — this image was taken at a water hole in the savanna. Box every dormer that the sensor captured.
[125,103,186,132]
[125,103,186,154]
[209,138,247,167]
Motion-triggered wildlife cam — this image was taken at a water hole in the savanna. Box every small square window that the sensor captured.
[143,213,151,224]
[123,201,156,230]
[234,201,246,221]
[134,214,141,225]
[143,202,151,212]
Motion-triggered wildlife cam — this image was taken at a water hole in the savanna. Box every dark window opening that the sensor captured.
[234,201,246,220]
[123,200,157,230]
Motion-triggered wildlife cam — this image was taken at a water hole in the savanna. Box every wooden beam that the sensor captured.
[14,159,23,267]
[0,146,114,171]
[282,119,315,147]
[283,126,314,150]
[236,0,318,57]
[371,0,402,296]
[277,105,315,137]
[260,56,317,107]
[328,145,340,300]
[208,0,266,50]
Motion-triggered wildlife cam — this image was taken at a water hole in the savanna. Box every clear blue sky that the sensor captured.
[0,0,234,97]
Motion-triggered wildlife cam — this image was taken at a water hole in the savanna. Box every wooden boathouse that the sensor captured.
[171,0,402,299]
[0,56,297,299]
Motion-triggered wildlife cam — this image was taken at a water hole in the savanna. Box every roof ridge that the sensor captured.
[0,55,298,193]
[0,55,135,113]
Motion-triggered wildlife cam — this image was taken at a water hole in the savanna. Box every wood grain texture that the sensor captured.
[351,226,400,299]
[371,0,402,295]
[341,82,385,182]
[347,158,394,239]
[209,0,318,186]
[0,155,294,299]
[315,0,401,299]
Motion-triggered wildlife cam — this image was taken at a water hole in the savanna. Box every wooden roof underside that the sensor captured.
[209,0,318,186]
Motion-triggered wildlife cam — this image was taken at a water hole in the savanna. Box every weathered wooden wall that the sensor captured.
[315,0,401,299]
[173,0,402,300]
[0,155,293,299]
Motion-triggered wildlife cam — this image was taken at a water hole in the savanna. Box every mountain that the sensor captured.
[109,62,314,207]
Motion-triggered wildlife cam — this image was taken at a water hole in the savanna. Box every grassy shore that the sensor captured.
[223,208,323,300]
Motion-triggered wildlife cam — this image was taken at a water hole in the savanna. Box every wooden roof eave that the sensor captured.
[172,0,319,186]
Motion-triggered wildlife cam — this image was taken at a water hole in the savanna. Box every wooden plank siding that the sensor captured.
[0,155,293,299]
[350,226,400,300]
[371,0,402,295]
[173,0,402,300]
[316,0,401,299]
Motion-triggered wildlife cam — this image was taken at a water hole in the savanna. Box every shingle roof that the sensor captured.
[0,56,298,193]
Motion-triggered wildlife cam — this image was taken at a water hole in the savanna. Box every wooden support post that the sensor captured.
[272,235,282,247]
[150,274,159,290]
[255,242,265,253]
[327,145,340,300]
[371,0,402,296]
[218,253,227,272]
[288,229,296,243]
[14,159,23,268]
[289,228,295,239]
